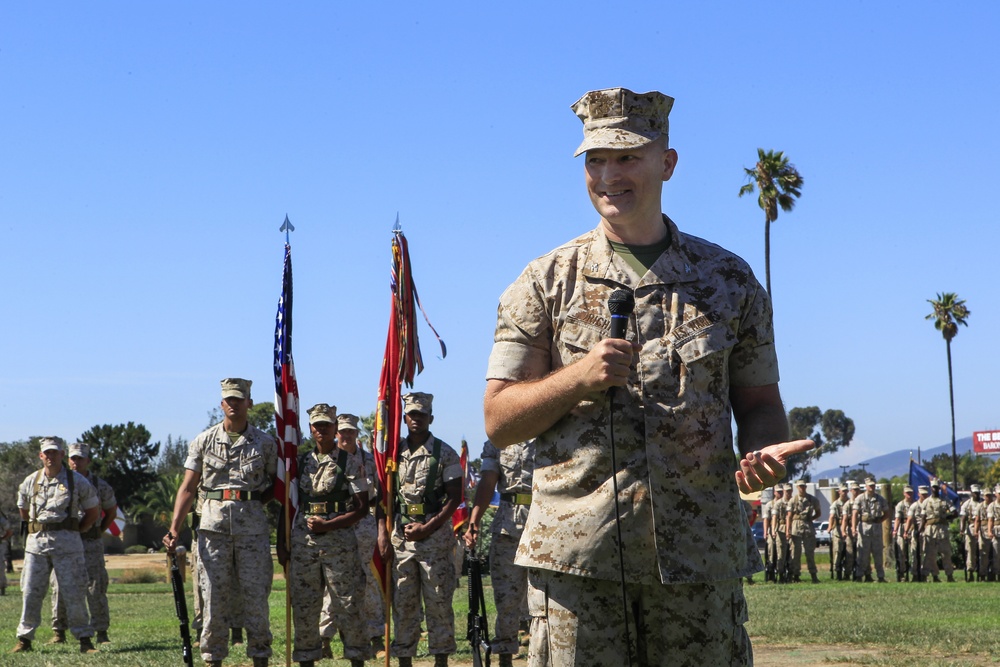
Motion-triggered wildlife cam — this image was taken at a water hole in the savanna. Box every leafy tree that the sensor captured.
[80,422,160,509]
[926,292,970,488]
[783,406,855,481]
[738,148,804,296]
[131,472,185,526]
[155,435,189,477]
[360,411,376,451]
[0,438,43,519]
[248,401,278,436]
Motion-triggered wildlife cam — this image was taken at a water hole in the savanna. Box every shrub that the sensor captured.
[118,567,166,584]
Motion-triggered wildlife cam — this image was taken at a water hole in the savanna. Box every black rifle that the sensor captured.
[763,533,773,582]
[914,527,923,582]
[961,535,969,582]
[168,539,194,667]
[466,550,491,667]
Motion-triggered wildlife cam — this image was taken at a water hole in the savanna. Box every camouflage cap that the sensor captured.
[68,442,90,458]
[39,436,64,453]
[903,486,913,493]
[839,484,848,491]
[971,484,982,493]
[773,485,783,493]
[782,483,794,491]
[918,485,930,494]
[986,487,995,496]
[846,480,858,489]
[571,87,674,157]
[402,392,433,415]
[220,378,252,400]
[995,484,1000,494]
[930,479,941,488]
[795,479,807,486]
[337,413,359,431]
[865,478,877,487]
[307,403,337,425]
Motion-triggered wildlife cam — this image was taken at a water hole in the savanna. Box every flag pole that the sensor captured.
[276,215,297,667]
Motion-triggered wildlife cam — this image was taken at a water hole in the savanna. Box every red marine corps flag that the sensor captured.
[373,216,445,662]
[452,438,470,533]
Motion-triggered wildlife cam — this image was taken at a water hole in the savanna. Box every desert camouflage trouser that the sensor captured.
[964,531,980,574]
[17,549,93,641]
[290,531,370,662]
[51,536,110,632]
[832,532,848,578]
[525,569,751,667]
[856,522,885,580]
[198,530,272,662]
[490,532,528,655]
[789,528,817,579]
[322,514,385,642]
[921,528,953,578]
[390,523,457,657]
[976,533,992,579]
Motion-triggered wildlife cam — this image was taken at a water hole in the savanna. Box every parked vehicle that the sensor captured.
[814,521,832,546]
[751,522,767,548]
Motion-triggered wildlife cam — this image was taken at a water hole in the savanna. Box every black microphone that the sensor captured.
[608,288,635,339]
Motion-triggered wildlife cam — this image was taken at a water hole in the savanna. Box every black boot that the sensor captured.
[399,658,413,667]
[434,655,449,667]
[80,637,99,654]
[500,654,515,667]
[253,657,268,667]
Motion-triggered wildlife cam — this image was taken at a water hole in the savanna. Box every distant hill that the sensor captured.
[814,436,977,482]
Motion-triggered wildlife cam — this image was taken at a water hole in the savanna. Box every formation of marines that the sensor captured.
[760,477,997,585]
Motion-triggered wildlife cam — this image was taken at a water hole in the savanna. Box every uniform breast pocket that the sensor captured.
[554,318,605,367]
[673,322,736,397]
[239,454,265,487]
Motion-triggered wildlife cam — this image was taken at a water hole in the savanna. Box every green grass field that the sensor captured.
[2,565,1000,666]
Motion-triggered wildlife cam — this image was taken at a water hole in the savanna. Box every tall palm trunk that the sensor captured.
[764,215,772,295]
[947,339,958,488]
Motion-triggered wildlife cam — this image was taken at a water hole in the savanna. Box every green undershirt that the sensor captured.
[608,228,672,277]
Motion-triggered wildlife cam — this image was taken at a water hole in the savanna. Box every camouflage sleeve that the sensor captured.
[98,479,117,510]
[75,472,100,512]
[480,440,501,475]
[184,430,207,472]
[438,442,464,484]
[486,265,553,383]
[17,473,35,511]
[728,268,779,388]
[264,433,279,478]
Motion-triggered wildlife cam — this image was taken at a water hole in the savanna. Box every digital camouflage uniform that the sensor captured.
[487,210,776,666]
[916,493,955,580]
[987,494,1000,578]
[842,488,862,579]
[786,487,821,582]
[290,447,371,663]
[390,435,463,658]
[770,492,789,581]
[480,438,535,656]
[829,493,848,580]
[893,496,913,580]
[975,494,994,580]
[185,421,277,662]
[960,494,982,578]
[16,465,99,641]
[321,445,384,644]
[907,496,927,578]
[51,467,116,636]
[758,497,772,579]
[852,487,888,581]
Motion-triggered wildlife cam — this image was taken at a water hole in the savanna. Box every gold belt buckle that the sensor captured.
[309,502,327,515]
[406,503,424,515]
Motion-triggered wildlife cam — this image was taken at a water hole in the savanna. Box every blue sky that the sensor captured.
[2,3,997,475]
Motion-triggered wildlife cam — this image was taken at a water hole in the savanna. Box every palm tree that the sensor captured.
[738,148,804,295]
[926,292,971,488]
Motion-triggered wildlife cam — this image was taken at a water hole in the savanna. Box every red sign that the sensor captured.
[973,430,1000,454]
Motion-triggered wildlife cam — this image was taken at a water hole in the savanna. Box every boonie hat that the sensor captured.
[221,378,252,400]
[39,436,64,453]
[402,392,433,415]
[337,413,359,431]
[68,442,90,458]
[307,403,337,425]
[571,88,674,157]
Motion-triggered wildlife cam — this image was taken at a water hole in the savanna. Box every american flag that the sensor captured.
[273,243,301,517]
